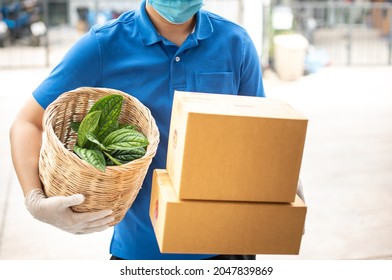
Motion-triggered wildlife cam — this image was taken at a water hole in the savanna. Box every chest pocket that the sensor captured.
[196,72,235,95]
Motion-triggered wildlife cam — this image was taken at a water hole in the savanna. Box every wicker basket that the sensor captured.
[39,87,160,226]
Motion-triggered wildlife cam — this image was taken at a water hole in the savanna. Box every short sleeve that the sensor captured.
[33,29,101,108]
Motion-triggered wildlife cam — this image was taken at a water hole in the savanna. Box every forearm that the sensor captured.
[9,97,45,197]
[10,120,43,196]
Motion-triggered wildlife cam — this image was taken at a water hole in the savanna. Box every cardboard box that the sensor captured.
[150,169,307,255]
[167,91,308,203]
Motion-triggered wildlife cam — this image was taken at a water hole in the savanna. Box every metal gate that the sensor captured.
[0,0,142,68]
[289,1,392,66]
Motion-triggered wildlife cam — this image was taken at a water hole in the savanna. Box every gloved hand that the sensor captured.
[24,188,114,234]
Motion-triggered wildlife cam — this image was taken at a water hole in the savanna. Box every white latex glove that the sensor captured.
[25,189,114,234]
[296,179,306,235]
[296,179,305,202]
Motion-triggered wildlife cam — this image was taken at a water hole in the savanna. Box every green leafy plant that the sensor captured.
[71,94,149,172]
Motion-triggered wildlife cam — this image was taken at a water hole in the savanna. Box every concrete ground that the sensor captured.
[0,63,391,260]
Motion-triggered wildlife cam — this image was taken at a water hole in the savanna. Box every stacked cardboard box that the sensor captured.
[149,91,308,255]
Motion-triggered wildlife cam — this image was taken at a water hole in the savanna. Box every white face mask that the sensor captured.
[148,0,204,24]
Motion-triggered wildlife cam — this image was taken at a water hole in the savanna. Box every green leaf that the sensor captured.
[77,111,101,148]
[118,123,136,130]
[85,132,108,151]
[102,128,149,151]
[73,145,106,172]
[103,151,123,166]
[88,94,124,141]
[114,154,143,163]
[106,160,115,166]
[114,147,146,162]
[71,95,150,169]
[70,122,80,133]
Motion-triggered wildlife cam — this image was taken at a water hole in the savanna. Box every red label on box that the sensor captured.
[154,199,159,221]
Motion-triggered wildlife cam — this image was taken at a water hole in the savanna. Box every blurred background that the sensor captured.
[1,0,392,69]
[0,0,391,260]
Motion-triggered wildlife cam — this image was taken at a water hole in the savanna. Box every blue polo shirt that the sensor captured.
[33,0,265,260]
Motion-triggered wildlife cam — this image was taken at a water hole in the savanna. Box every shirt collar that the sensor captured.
[136,0,213,46]
[195,9,213,40]
[136,0,162,46]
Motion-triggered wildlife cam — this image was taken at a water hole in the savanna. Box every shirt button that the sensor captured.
[175,56,181,62]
